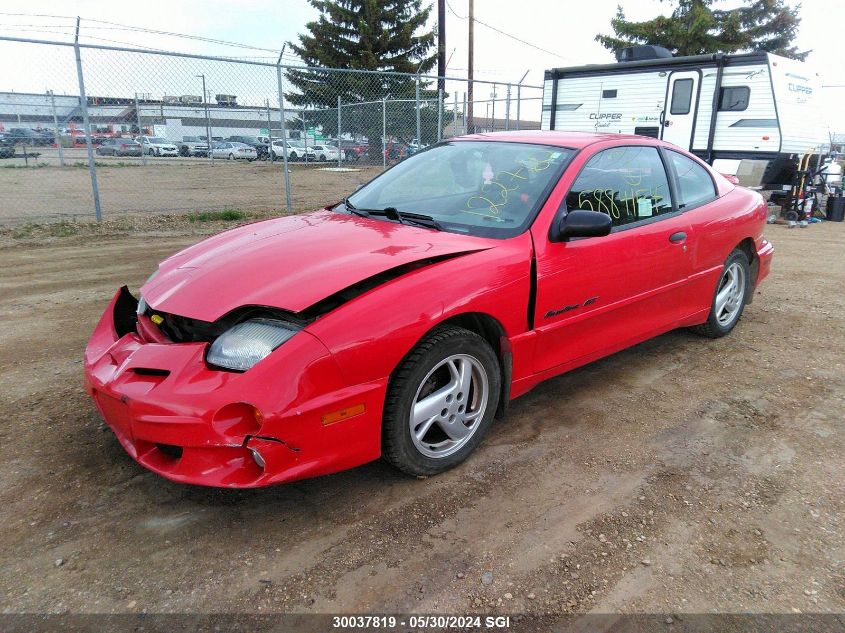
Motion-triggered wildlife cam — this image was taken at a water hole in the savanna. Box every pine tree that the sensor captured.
[597,0,807,60]
[286,0,438,156]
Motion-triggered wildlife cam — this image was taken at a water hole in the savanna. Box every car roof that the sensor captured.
[453,130,664,149]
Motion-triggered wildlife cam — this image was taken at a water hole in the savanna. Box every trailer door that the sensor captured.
[661,71,700,149]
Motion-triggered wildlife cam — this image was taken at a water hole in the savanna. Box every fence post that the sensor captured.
[265,100,274,161]
[134,93,147,165]
[275,56,293,214]
[73,18,102,221]
[302,108,308,163]
[415,74,421,145]
[382,96,387,169]
[437,88,443,142]
[48,90,64,167]
[337,95,342,168]
[463,92,468,134]
[516,70,528,132]
[505,84,511,131]
[491,83,496,133]
[453,90,458,138]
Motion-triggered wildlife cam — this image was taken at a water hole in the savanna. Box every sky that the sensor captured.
[0,0,842,128]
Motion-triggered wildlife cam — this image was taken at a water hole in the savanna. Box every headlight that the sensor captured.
[137,269,159,315]
[207,319,299,371]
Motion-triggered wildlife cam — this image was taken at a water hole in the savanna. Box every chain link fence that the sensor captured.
[0,35,543,225]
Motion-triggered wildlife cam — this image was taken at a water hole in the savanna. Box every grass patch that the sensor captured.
[186,209,247,222]
[0,208,289,244]
[10,220,81,239]
[70,161,145,168]
[1,162,50,169]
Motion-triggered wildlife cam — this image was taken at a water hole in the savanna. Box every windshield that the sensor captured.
[184,136,201,142]
[346,141,573,238]
[148,137,168,143]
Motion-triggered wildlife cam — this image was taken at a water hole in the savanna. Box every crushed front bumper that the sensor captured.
[84,288,385,487]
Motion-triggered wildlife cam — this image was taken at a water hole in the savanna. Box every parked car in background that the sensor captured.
[177,136,209,157]
[137,136,178,157]
[406,139,427,156]
[384,140,408,160]
[226,135,270,160]
[270,140,316,162]
[0,135,15,158]
[310,144,341,162]
[337,139,368,161]
[4,128,48,146]
[95,138,142,157]
[84,131,774,487]
[211,141,257,161]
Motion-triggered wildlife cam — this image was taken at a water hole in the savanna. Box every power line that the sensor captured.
[444,0,571,60]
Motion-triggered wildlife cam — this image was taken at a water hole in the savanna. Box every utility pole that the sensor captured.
[437,0,446,95]
[466,0,474,134]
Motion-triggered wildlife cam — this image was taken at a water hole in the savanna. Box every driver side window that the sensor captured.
[566,146,673,228]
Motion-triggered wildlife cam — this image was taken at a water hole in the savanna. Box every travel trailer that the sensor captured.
[541,46,826,187]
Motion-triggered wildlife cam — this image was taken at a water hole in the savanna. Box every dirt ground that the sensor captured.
[0,157,382,224]
[0,219,843,625]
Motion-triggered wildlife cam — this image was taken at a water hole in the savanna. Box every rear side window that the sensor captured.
[670,79,694,115]
[719,86,750,111]
[666,151,717,209]
[566,146,673,228]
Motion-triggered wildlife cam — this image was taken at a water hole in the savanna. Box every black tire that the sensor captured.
[289,151,298,161]
[382,326,501,477]
[690,249,751,338]
[179,146,189,157]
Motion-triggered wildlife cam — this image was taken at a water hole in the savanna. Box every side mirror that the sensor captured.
[551,209,612,242]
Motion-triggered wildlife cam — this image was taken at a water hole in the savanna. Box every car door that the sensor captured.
[531,144,694,374]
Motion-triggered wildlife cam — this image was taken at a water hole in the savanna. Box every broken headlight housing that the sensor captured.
[206,318,299,371]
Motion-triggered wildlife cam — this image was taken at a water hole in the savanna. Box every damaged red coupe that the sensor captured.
[84,131,773,487]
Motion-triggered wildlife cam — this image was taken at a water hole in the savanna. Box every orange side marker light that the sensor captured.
[321,404,366,426]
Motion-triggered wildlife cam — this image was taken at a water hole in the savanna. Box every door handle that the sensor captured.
[669,231,687,243]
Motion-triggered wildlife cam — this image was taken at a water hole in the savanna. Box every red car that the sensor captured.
[84,131,773,488]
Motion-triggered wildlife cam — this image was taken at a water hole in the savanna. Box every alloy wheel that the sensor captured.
[715,261,746,327]
[409,354,489,459]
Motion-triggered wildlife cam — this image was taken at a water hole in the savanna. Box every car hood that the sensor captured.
[141,210,496,321]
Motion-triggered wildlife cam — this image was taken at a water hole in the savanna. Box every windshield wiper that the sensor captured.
[342,196,370,218]
[368,207,442,231]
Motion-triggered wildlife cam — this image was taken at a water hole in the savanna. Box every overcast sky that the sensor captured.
[0,0,841,127]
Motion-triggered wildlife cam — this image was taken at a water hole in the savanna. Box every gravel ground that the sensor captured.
[0,219,843,625]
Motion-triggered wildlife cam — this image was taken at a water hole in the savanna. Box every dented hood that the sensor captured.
[141,210,494,321]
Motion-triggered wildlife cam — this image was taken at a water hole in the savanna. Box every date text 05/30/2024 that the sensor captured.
[332,615,512,629]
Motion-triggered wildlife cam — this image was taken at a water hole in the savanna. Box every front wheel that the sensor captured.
[382,326,501,477]
[690,249,750,338]
[228,153,235,160]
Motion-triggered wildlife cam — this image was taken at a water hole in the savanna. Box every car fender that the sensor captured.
[305,232,535,390]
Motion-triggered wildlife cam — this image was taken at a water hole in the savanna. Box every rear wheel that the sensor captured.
[690,249,750,338]
[228,153,235,160]
[382,326,500,476]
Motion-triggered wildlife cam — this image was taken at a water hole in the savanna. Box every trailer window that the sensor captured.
[670,79,694,115]
[602,89,617,98]
[719,86,750,111]
[565,146,673,228]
